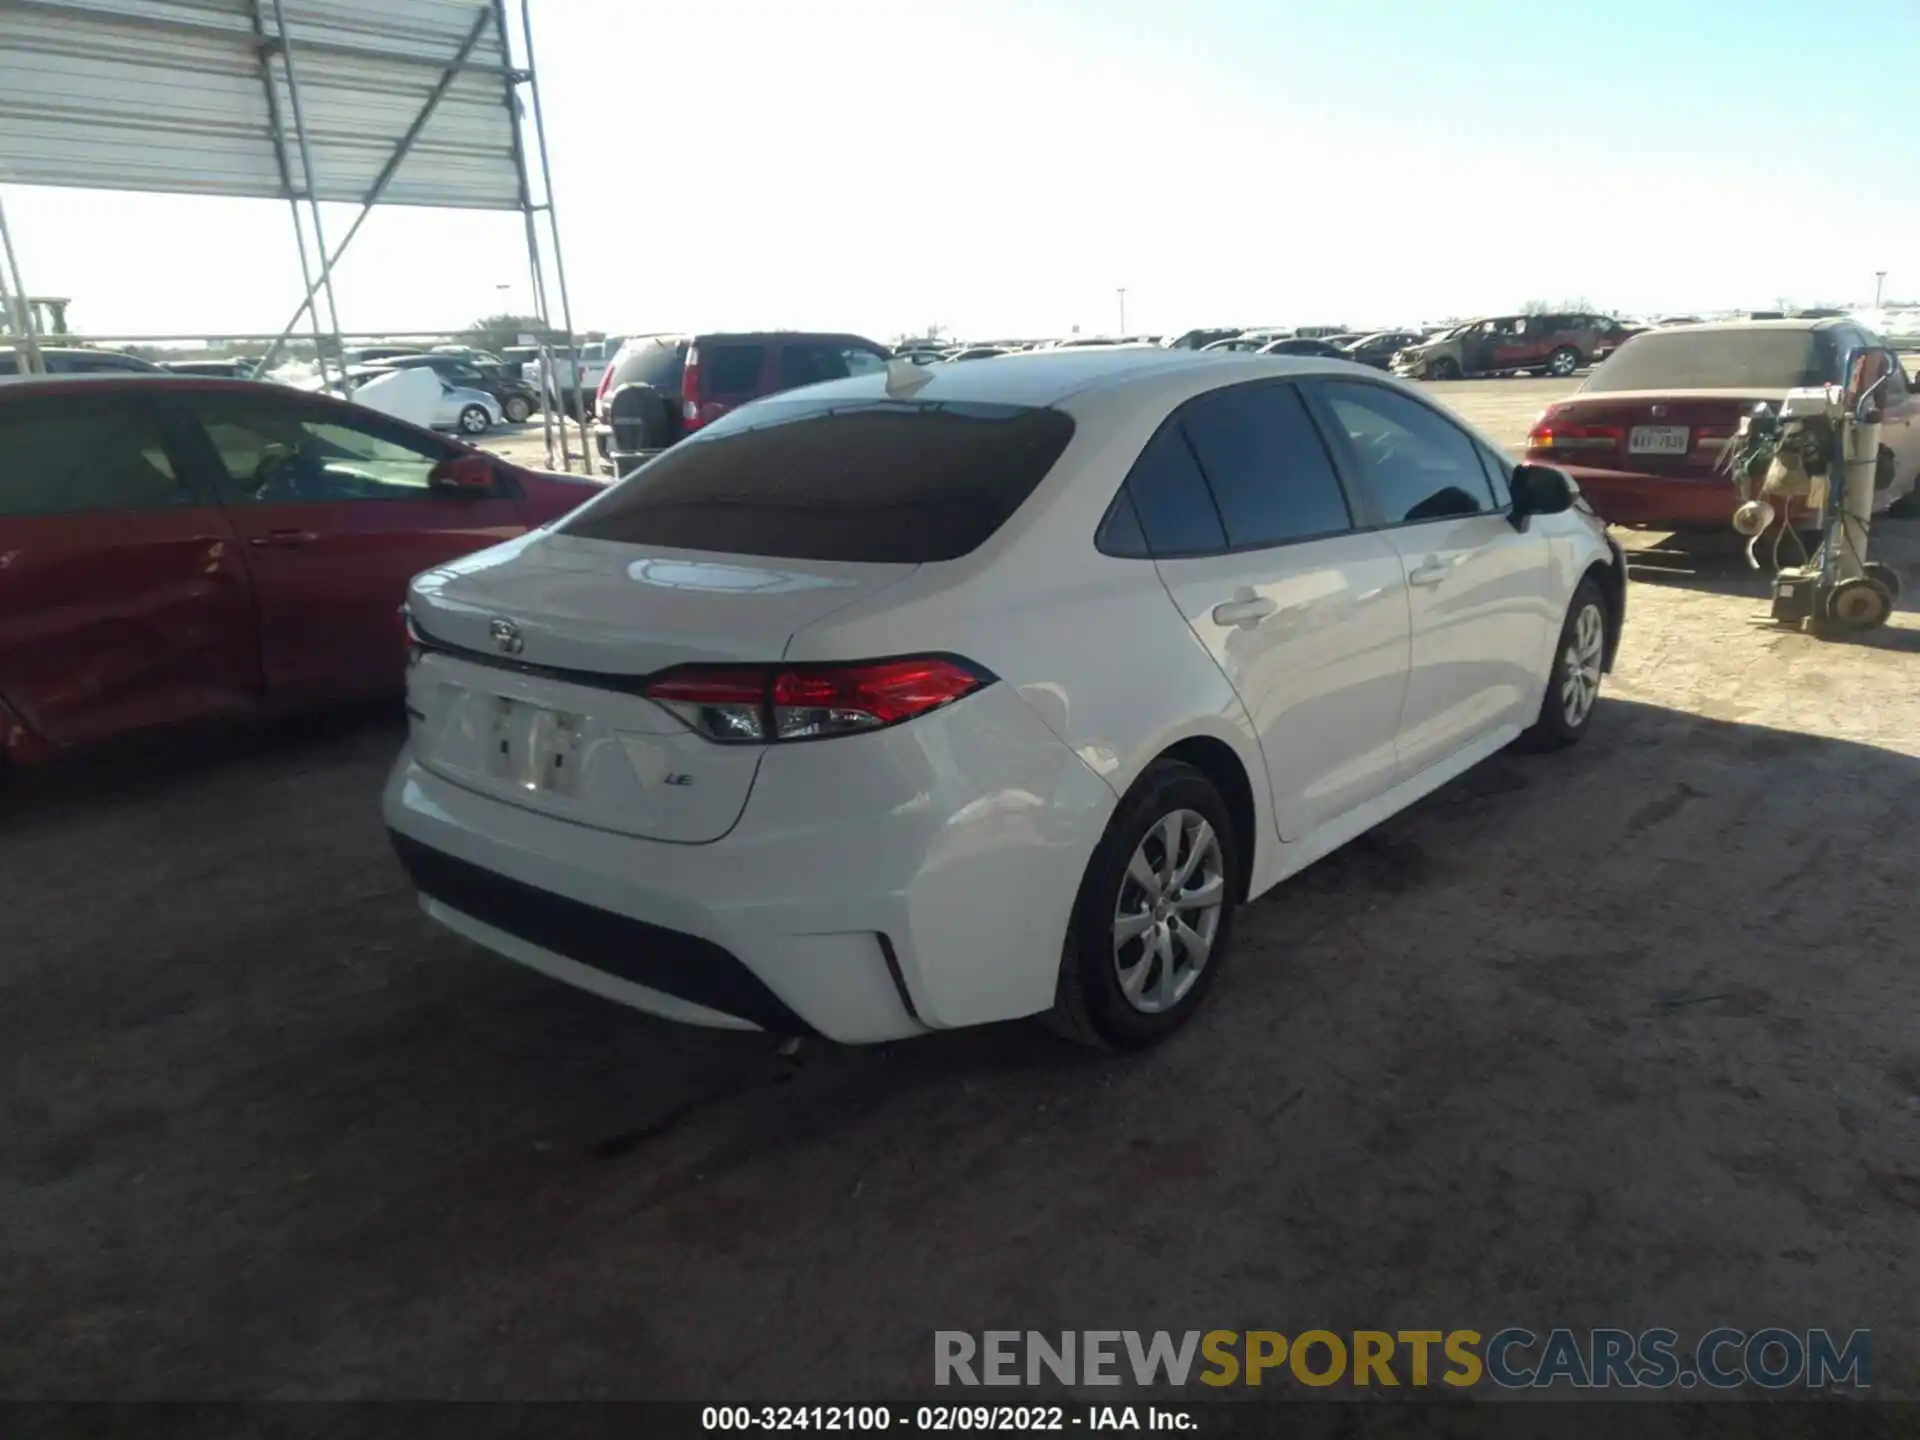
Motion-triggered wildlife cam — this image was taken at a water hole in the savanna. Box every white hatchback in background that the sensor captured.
[384,349,1625,1048]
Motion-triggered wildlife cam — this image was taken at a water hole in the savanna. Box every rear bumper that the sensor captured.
[381,685,1117,1043]
[1558,465,1737,528]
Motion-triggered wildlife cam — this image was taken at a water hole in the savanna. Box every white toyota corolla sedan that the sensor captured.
[385,348,1624,1048]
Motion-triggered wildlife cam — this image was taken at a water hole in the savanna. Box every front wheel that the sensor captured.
[1047,760,1241,1050]
[1427,356,1462,381]
[1548,346,1582,378]
[502,395,532,424]
[458,404,492,435]
[1517,577,1609,751]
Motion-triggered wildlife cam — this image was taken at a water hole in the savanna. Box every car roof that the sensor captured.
[736,346,1381,410]
[1630,318,1849,337]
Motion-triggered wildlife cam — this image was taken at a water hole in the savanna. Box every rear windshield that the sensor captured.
[1585,329,1832,392]
[612,339,688,393]
[561,397,1077,563]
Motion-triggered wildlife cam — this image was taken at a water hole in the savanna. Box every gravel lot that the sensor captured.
[4,376,1919,1401]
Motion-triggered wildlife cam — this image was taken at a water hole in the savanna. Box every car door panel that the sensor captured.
[0,391,258,751]
[1156,539,1411,839]
[1120,383,1413,842]
[165,392,525,703]
[1307,378,1559,782]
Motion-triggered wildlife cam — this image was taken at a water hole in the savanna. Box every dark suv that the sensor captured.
[1390,313,1631,380]
[592,331,890,475]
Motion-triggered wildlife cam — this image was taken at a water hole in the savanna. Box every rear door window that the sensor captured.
[1175,382,1353,547]
[1586,329,1832,392]
[1108,423,1228,557]
[613,339,689,394]
[0,394,195,516]
[562,398,1076,563]
[702,344,767,397]
[776,343,850,390]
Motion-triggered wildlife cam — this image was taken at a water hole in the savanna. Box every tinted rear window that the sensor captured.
[562,398,1077,563]
[612,339,688,393]
[1586,329,1832,392]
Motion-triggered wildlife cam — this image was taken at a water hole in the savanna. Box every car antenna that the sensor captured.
[885,356,936,399]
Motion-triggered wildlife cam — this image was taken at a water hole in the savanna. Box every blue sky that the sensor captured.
[3,0,1915,342]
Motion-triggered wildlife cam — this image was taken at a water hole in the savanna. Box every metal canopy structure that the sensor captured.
[0,0,590,470]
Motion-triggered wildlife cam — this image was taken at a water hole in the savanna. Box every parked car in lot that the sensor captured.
[385,348,1624,1048]
[1163,328,1244,351]
[948,346,1011,362]
[1524,318,1920,529]
[525,338,625,415]
[1,346,165,377]
[341,366,505,435]
[592,330,891,475]
[0,376,603,772]
[1342,331,1424,370]
[1256,337,1353,359]
[161,357,261,380]
[1393,314,1631,380]
[373,353,542,423]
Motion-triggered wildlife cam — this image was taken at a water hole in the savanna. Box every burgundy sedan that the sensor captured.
[1524,319,1920,530]
[0,375,603,771]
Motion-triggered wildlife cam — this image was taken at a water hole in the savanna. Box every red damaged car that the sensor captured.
[1524,318,1920,531]
[0,375,603,771]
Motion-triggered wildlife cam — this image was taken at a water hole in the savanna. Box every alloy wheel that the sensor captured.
[1560,602,1605,726]
[1112,810,1226,1014]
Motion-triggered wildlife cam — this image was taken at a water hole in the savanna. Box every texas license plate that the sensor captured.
[1628,425,1690,456]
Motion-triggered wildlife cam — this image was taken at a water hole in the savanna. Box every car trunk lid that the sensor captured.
[403,531,917,842]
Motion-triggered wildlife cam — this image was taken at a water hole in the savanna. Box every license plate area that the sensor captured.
[487,696,585,795]
[1628,424,1690,456]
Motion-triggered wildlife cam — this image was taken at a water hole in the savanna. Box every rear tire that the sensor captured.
[458,404,491,435]
[1046,760,1241,1050]
[1548,346,1582,378]
[1516,576,1609,752]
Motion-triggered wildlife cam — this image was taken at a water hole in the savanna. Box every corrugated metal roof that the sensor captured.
[0,0,522,209]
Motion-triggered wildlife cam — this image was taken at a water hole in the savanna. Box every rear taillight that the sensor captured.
[593,362,617,418]
[1527,409,1621,453]
[680,344,704,428]
[401,604,423,664]
[644,656,992,744]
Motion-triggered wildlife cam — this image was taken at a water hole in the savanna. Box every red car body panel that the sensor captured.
[1526,389,1763,530]
[0,376,603,769]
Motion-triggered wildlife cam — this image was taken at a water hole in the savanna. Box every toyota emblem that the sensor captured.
[488,617,525,656]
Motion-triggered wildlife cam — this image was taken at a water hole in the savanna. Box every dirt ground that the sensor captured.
[4,377,1919,1401]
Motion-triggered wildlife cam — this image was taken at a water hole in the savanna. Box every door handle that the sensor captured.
[1407,557,1450,587]
[1211,595,1278,627]
[248,530,318,549]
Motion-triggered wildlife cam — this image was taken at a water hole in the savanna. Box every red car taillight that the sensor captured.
[1527,409,1622,453]
[593,361,617,418]
[644,656,992,744]
[680,343,704,429]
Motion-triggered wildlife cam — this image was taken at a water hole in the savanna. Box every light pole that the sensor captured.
[1875,271,1887,309]
[1116,288,1127,336]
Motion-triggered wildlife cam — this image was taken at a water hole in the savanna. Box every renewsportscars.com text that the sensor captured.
[933,1328,1871,1391]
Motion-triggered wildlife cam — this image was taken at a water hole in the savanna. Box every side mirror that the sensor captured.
[1509,462,1575,531]
[429,454,496,495]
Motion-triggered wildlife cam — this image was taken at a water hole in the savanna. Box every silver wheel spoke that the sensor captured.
[1154,813,1184,887]
[1114,910,1155,942]
[1171,916,1209,966]
[1168,818,1214,891]
[1176,872,1225,911]
[1126,848,1160,895]
[1151,928,1179,1008]
[1119,951,1153,1001]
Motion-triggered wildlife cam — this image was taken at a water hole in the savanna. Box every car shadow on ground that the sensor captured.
[1618,522,1920,649]
[6,693,1920,1396]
